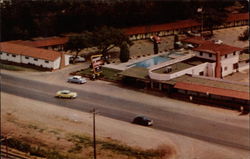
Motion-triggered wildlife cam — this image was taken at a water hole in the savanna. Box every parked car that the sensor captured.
[132,116,153,126]
[55,90,77,99]
[69,56,86,63]
[68,76,86,84]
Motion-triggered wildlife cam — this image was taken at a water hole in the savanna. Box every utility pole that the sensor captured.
[201,9,204,39]
[92,108,97,159]
[197,7,204,39]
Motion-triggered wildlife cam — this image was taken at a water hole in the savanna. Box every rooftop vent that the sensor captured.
[214,40,223,44]
[164,66,172,73]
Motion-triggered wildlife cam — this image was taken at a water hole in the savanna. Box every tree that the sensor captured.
[92,26,132,63]
[203,8,227,35]
[153,41,159,54]
[195,4,228,36]
[239,28,249,41]
[119,42,130,63]
[174,34,180,49]
[151,36,160,54]
[64,32,92,63]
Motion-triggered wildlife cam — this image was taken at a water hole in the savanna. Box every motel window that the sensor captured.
[6,53,9,56]
[224,66,227,71]
[209,53,212,57]
[225,54,228,58]
[0,52,2,55]
[45,60,49,63]
[25,56,29,59]
[34,58,38,61]
[12,54,16,57]
[233,52,236,56]
[199,71,204,76]
[233,63,238,69]
[199,52,203,56]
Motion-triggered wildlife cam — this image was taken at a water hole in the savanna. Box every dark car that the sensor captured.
[132,116,153,126]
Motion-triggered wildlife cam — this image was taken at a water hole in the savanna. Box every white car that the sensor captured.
[55,90,77,99]
[68,76,86,84]
[70,56,86,63]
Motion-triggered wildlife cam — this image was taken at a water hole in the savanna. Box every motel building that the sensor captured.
[8,36,69,51]
[0,42,71,70]
[119,37,249,110]
[123,13,249,40]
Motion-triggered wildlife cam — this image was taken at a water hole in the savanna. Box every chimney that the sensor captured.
[215,51,222,78]
[59,52,65,69]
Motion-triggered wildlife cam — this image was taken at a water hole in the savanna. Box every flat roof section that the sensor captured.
[119,67,149,80]
[153,62,193,74]
[152,57,211,74]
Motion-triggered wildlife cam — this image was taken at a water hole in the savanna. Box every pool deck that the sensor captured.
[104,50,190,71]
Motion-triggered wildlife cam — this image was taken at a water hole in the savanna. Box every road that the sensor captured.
[1,73,249,151]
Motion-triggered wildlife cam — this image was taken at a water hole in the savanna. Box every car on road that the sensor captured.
[68,76,86,84]
[132,116,153,126]
[55,90,77,99]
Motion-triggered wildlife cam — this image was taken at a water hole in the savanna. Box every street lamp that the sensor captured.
[197,7,204,39]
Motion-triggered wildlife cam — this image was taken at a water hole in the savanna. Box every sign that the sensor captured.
[91,54,103,75]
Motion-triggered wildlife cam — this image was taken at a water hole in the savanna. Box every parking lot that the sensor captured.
[224,69,249,83]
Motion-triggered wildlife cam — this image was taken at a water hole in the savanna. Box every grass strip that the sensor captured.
[72,67,121,81]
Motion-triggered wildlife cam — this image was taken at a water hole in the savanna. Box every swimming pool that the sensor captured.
[128,55,171,68]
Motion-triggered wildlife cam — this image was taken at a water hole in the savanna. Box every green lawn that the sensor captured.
[0,63,40,72]
[74,67,122,82]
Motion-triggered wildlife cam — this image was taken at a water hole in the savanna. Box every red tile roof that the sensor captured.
[0,42,61,61]
[174,82,249,100]
[123,13,248,36]
[192,43,243,56]
[123,19,201,35]
[9,37,69,48]
[9,40,36,47]
[30,37,69,48]
[226,13,249,22]
[181,37,212,45]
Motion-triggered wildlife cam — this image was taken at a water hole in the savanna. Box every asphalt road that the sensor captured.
[1,73,249,150]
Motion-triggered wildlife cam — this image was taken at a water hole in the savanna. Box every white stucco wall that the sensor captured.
[149,62,209,81]
[0,52,21,63]
[0,52,8,60]
[169,63,209,79]
[238,61,249,71]
[21,56,54,68]
[221,52,239,60]
[53,57,61,69]
[207,63,215,77]
[221,53,239,77]
[64,54,71,66]
[0,52,60,69]
[193,51,216,61]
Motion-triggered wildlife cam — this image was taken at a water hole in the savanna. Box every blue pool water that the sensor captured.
[128,56,171,68]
